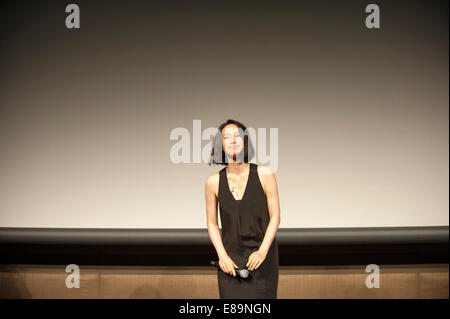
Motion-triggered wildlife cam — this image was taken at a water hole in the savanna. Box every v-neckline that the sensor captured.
[225,163,251,202]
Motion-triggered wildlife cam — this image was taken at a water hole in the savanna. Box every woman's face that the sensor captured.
[222,124,244,161]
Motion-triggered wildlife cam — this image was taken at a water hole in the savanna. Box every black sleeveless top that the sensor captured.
[217,162,279,298]
[218,163,274,264]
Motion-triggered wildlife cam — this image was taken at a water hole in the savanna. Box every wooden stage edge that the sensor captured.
[0,263,448,299]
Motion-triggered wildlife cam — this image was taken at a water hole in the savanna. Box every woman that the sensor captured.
[205,119,281,299]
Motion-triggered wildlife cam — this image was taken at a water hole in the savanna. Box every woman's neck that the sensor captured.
[226,161,249,175]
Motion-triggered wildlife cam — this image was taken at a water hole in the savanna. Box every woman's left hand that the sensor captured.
[246,249,267,271]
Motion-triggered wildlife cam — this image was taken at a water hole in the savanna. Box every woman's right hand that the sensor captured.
[218,254,239,277]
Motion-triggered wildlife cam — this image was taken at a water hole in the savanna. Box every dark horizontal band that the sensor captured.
[0,226,447,245]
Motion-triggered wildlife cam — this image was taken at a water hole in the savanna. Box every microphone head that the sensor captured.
[238,268,250,278]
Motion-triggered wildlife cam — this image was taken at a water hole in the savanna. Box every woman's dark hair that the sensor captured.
[208,119,255,166]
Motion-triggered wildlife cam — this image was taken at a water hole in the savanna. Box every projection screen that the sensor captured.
[0,1,448,230]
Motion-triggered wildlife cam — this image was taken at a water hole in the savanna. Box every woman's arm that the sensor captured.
[247,165,281,270]
[205,174,228,259]
[205,174,239,276]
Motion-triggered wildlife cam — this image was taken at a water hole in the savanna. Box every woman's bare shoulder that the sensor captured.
[256,164,274,194]
[257,164,274,175]
[205,171,220,197]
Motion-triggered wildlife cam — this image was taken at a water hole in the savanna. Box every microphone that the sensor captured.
[210,261,251,279]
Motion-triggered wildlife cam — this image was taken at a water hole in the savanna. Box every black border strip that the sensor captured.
[0,226,448,245]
